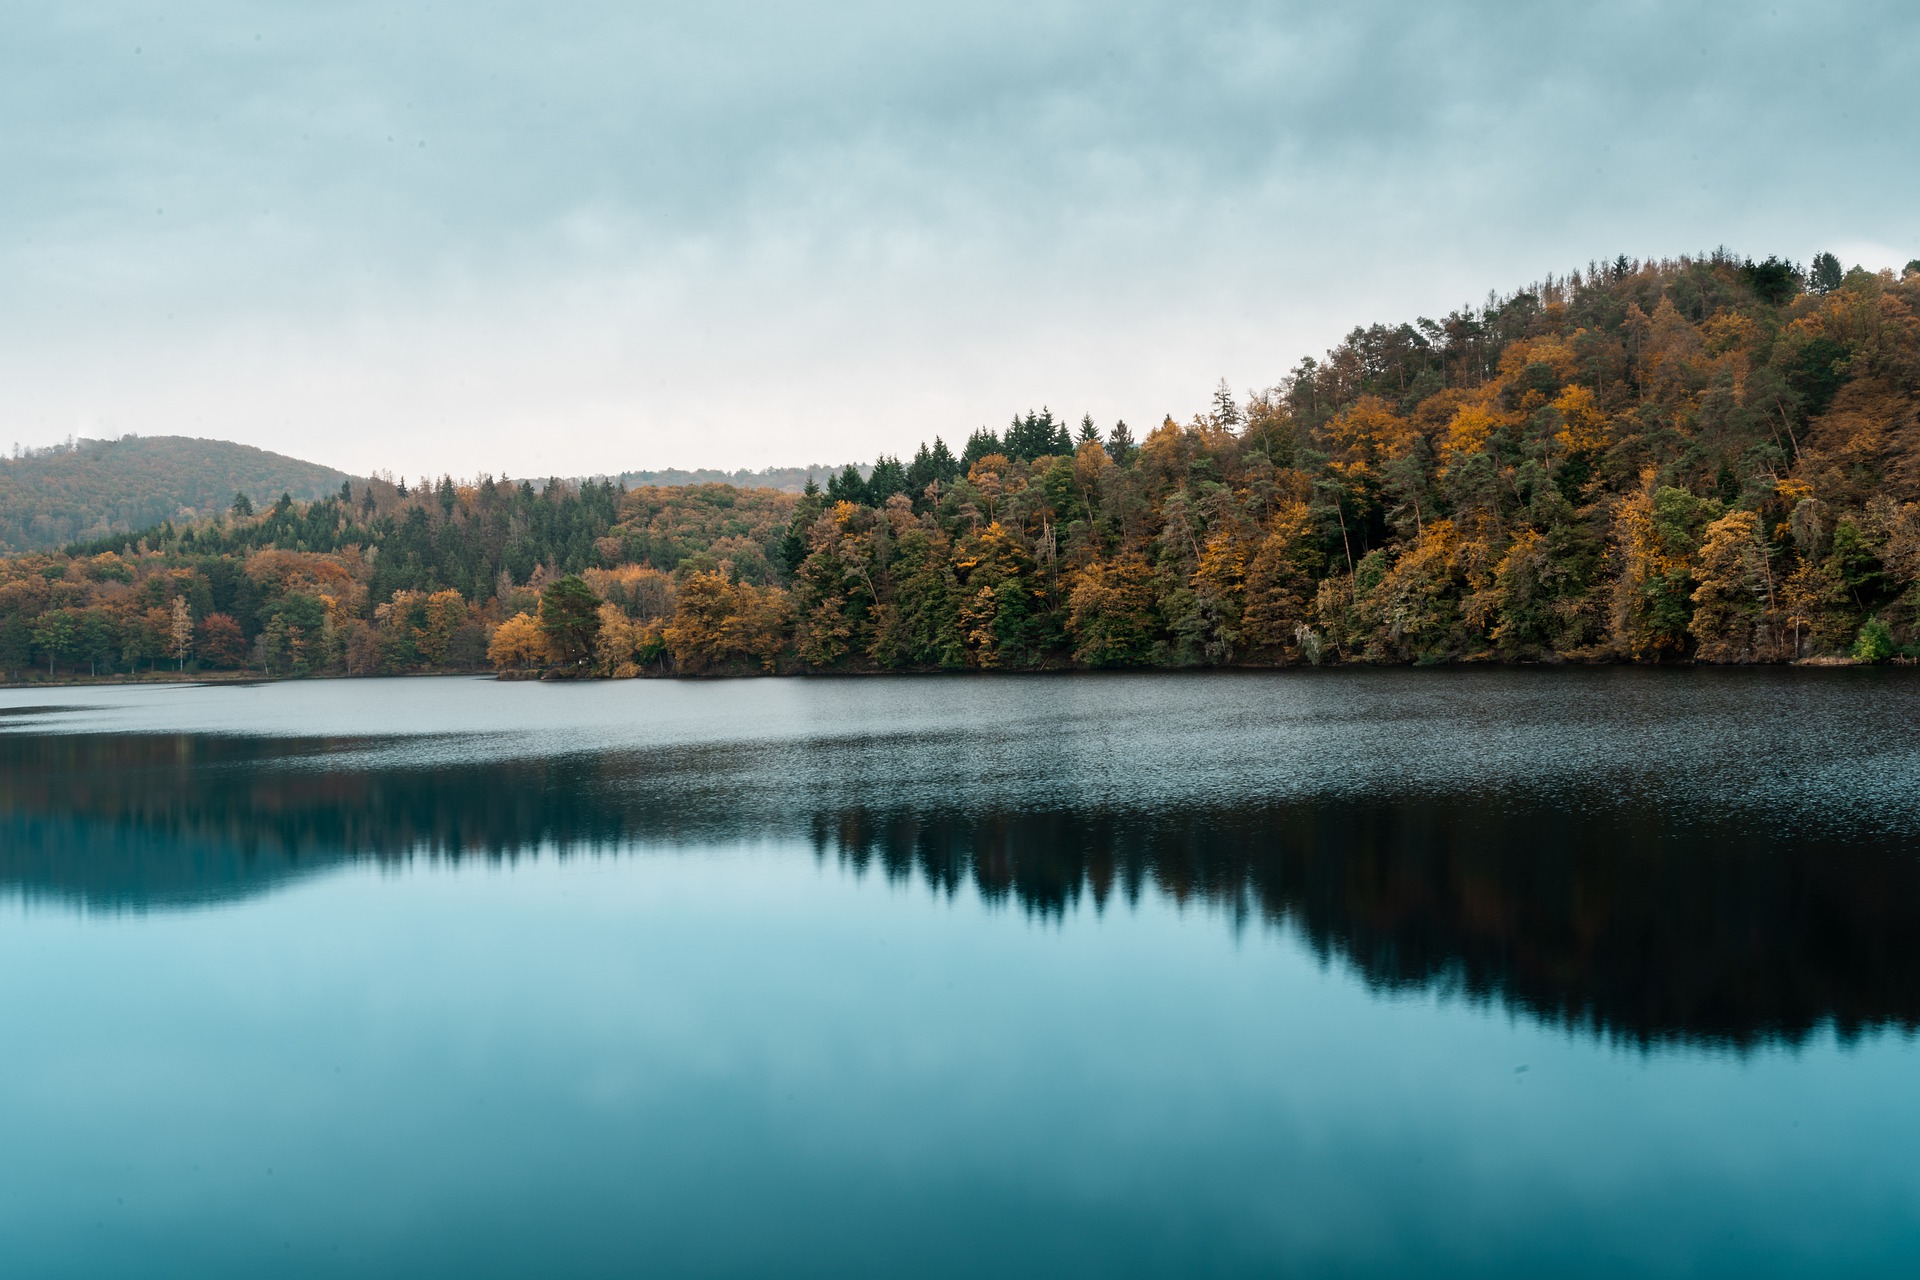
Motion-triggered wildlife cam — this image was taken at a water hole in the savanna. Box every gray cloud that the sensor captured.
[2,2,1914,475]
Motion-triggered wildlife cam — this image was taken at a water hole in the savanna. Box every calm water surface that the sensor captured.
[2,670,1918,1277]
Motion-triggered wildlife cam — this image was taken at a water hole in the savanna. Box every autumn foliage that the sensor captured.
[8,251,1920,681]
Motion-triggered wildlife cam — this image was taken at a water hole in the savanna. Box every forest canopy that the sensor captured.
[6,249,1920,681]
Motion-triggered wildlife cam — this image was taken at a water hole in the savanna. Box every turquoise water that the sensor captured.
[2,671,1917,1276]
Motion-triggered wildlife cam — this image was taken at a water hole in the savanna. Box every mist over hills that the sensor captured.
[612,465,858,493]
[0,436,353,553]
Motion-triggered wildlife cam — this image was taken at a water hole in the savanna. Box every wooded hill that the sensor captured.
[5,248,1920,680]
[0,436,352,552]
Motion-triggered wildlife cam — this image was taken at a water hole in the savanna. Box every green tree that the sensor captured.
[779,480,827,576]
[1739,255,1801,305]
[1807,251,1843,295]
[0,614,32,678]
[32,609,80,677]
[905,438,961,496]
[538,575,604,667]
[871,525,962,667]
[866,455,908,504]
[826,465,869,507]
[961,427,1003,468]
[1853,617,1895,663]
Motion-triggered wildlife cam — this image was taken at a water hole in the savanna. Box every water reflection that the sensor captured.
[6,730,1916,1051]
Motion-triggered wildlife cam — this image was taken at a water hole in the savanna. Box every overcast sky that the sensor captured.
[2,2,1914,478]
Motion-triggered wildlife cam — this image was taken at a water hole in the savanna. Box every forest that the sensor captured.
[4,249,1919,682]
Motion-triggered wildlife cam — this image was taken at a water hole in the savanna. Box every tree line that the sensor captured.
[4,248,1919,681]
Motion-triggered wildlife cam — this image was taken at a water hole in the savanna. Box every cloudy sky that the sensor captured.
[3,2,1914,478]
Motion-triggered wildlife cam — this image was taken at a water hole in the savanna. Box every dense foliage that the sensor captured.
[0,435,351,552]
[6,250,1920,681]
[0,477,791,679]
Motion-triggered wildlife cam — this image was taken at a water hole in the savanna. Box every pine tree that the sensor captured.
[537,576,603,667]
[962,427,1002,468]
[827,464,869,506]
[1211,379,1242,426]
[867,455,908,504]
[1807,251,1844,295]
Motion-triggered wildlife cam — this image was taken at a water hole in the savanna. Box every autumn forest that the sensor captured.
[6,249,1920,682]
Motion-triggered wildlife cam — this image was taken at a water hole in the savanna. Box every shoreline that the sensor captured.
[3,656,1907,691]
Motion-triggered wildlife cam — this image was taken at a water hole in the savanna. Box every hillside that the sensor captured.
[0,436,353,552]
[7,248,1920,679]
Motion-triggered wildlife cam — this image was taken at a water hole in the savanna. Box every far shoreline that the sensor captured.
[3,656,1910,692]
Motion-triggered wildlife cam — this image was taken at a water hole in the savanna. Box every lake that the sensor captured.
[2,669,1918,1277]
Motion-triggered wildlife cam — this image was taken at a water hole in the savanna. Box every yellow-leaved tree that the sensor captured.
[1065,554,1157,667]
[487,612,548,671]
[1690,510,1779,662]
[1241,500,1320,659]
[662,567,791,674]
[594,602,643,677]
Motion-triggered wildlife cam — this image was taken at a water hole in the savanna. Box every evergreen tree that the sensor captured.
[1001,408,1071,461]
[537,576,603,667]
[906,440,961,494]
[1740,256,1801,305]
[962,427,1002,467]
[827,464,869,506]
[1211,380,1242,426]
[906,444,935,490]
[867,455,908,504]
[931,437,960,481]
[780,480,826,575]
[1807,251,1844,295]
[1048,409,1073,455]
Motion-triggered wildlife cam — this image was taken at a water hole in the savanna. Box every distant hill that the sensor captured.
[612,464,859,493]
[0,436,353,552]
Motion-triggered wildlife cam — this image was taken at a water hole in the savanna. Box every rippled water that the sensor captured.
[2,670,1917,1276]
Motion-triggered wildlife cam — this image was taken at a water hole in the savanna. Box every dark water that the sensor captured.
[2,670,1918,1276]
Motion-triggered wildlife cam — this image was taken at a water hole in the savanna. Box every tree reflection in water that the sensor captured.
[4,730,1917,1052]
